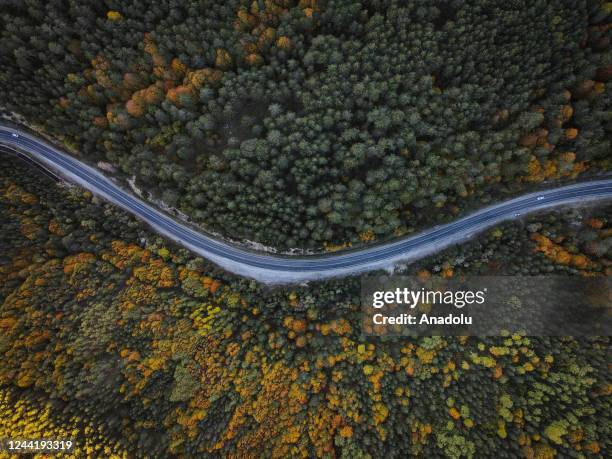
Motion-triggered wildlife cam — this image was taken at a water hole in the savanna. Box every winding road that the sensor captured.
[1,124,611,283]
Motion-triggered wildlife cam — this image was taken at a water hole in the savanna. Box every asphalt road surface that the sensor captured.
[2,125,611,283]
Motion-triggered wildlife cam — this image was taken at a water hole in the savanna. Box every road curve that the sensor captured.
[2,125,612,283]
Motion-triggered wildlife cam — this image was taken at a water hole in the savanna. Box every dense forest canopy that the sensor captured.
[0,0,610,250]
[1,2,611,457]
[1,156,611,457]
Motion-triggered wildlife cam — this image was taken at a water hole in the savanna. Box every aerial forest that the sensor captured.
[1,153,611,457]
[1,0,610,249]
[1,1,611,457]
